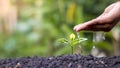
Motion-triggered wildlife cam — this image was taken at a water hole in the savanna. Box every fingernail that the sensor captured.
[73,26,76,30]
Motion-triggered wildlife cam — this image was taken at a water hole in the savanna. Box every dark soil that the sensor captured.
[0,54,120,68]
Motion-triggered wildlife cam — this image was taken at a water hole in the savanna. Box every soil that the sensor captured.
[0,54,120,68]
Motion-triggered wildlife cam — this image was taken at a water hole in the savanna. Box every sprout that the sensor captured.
[69,33,75,40]
[58,33,87,54]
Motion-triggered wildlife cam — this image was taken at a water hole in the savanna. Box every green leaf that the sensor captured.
[57,38,69,44]
[72,39,79,46]
[78,38,87,43]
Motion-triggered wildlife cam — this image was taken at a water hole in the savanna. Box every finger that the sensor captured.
[93,24,111,28]
[73,23,87,32]
[91,27,111,32]
[74,19,98,32]
[89,24,112,31]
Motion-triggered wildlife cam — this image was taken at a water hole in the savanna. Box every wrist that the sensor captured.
[117,0,120,2]
[116,0,120,4]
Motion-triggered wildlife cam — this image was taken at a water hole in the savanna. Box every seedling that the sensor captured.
[58,33,87,54]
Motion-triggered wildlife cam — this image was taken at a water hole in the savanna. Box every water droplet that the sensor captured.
[93,32,97,49]
[92,46,96,49]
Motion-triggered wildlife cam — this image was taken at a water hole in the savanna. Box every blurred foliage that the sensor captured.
[0,0,119,58]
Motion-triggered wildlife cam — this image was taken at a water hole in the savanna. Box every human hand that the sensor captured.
[74,1,120,32]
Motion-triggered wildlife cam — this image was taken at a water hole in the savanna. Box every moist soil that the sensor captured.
[0,54,120,68]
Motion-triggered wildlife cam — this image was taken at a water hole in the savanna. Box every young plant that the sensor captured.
[58,33,87,54]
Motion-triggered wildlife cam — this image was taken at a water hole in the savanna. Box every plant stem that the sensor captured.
[71,46,73,54]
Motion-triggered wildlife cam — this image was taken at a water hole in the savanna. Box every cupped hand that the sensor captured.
[74,1,120,32]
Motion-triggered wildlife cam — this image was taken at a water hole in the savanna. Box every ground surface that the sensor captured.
[0,54,120,68]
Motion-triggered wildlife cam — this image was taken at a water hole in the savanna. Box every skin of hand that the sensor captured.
[74,1,120,32]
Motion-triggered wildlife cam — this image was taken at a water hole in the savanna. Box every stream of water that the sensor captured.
[76,32,88,54]
[92,32,106,56]
[76,32,106,55]
[76,32,81,48]
[93,32,106,49]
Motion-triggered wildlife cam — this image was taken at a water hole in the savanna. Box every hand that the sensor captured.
[74,1,120,32]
